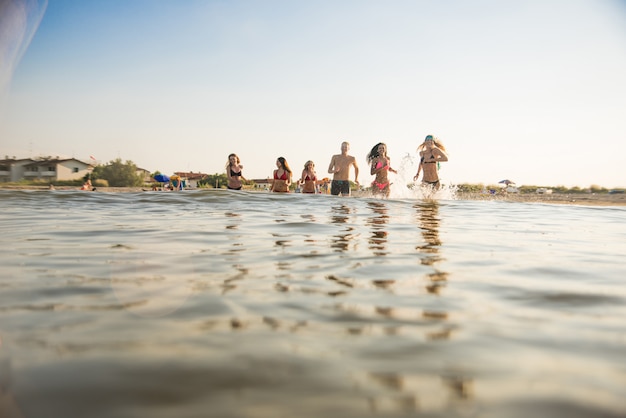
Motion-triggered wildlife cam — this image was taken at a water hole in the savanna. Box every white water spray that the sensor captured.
[382,152,457,201]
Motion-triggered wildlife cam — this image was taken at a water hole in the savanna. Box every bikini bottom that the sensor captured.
[372,181,389,191]
[422,180,440,188]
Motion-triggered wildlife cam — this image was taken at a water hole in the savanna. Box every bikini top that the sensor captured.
[375,160,389,170]
[304,174,316,181]
[421,154,437,164]
[274,170,288,180]
[230,168,242,177]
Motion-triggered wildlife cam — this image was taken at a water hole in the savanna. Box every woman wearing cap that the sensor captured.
[413,135,448,190]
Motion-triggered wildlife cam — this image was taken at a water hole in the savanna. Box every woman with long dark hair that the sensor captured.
[367,142,396,197]
[270,157,292,193]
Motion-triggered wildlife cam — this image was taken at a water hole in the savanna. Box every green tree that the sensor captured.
[589,184,607,194]
[198,173,228,188]
[92,158,144,187]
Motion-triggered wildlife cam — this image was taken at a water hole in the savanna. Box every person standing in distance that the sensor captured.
[298,160,319,194]
[226,153,246,190]
[327,141,359,196]
[270,157,292,193]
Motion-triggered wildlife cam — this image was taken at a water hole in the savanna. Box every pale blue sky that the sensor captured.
[2,0,626,187]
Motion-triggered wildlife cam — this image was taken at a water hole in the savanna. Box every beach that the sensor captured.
[455,191,626,206]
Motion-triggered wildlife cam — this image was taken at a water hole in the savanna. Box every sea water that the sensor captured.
[0,189,625,418]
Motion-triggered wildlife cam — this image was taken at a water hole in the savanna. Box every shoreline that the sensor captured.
[453,191,626,206]
[1,185,625,206]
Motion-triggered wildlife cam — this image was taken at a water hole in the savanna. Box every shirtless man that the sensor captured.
[327,141,359,196]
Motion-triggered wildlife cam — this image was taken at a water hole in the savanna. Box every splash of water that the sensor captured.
[384,152,457,200]
[0,0,47,106]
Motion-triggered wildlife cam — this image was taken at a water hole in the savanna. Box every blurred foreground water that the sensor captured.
[1,189,625,418]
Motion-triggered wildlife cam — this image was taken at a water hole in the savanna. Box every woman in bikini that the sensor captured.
[270,157,292,193]
[413,135,448,190]
[367,142,397,197]
[298,160,318,194]
[226,153,247,190]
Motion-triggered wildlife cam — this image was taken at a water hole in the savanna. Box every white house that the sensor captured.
[0,157,93,182]
[173,171,208,189]
[0,158,35,182]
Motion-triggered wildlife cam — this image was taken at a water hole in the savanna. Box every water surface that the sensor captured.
[1,190,625,417]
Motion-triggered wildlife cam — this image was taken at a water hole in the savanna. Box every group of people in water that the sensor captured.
[226,135,448,197]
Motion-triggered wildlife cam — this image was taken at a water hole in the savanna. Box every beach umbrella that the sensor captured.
[153,174,170,183]
[499,179,515,186]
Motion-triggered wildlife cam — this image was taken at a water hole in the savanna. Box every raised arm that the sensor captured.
[434,148,448,162]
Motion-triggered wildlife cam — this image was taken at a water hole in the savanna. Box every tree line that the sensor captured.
[88,158,231,188]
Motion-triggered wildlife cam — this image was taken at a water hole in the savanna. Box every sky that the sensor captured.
[1,0,626,188]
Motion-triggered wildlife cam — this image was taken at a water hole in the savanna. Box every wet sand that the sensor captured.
[1,185,625,206]
[455,191,626,206]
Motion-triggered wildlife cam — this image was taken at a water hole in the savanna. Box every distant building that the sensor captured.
[0,158,34,182]
[136,167,152,184]
[174,171,208,189]
[250,178,272,189]
[0,157,93,182]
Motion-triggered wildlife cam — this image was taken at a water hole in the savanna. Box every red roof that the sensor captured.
[174,172,208,180]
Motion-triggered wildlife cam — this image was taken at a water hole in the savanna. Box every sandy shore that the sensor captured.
[454,191,626,206]
[1,185,625,206]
